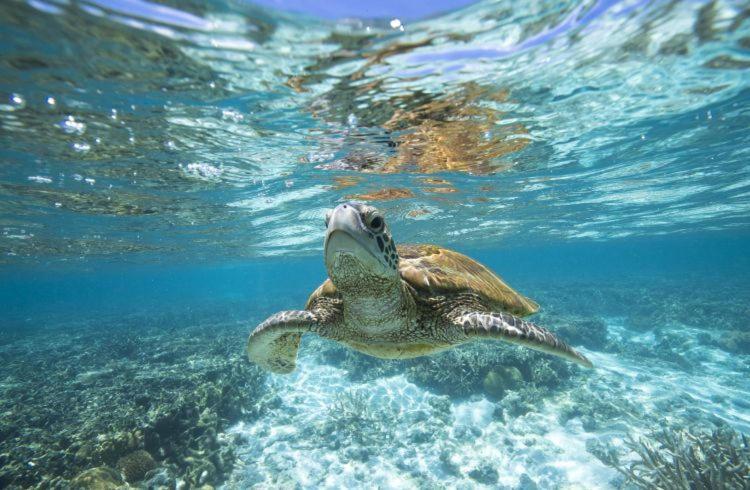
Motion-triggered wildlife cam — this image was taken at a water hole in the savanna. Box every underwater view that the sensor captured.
[2,0,750,488]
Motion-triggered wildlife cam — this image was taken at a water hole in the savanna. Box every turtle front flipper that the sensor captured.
[454,311,593,368]
[247,310,318,374]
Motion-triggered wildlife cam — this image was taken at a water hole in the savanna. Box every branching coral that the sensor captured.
[593,426,750,489]
[326,389,396,449]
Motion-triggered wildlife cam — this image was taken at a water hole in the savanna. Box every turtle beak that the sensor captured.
[324,202,387,273]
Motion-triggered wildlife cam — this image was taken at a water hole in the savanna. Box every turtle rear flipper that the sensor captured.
[454,311,593,368]
[247,310,318,374]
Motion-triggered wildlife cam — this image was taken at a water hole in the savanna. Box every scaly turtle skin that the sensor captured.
[247,202,593,374]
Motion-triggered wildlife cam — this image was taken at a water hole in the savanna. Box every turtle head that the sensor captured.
[324,202,399,289]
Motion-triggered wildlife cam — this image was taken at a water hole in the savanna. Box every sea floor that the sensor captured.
[0,309,270,489]
[225,319,750,489]
[1,278,748,488]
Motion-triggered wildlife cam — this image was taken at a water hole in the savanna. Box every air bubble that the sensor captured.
[10,93,25,108]
[60,116,86,135]
[28,176,52,184]
[72,142,91,152]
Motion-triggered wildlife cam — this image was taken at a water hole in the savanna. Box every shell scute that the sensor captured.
[307,244,538,316]
[397,244,538,316]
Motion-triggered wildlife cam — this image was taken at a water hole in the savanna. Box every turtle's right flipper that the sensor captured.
[454,311,593,368]
[247,310,317,374]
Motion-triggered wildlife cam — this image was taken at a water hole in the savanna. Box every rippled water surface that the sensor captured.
[2,0,749,263]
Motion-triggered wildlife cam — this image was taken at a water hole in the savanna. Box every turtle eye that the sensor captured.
[368,214,384,231]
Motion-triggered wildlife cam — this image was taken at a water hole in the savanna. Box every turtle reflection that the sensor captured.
[291,30,532,177]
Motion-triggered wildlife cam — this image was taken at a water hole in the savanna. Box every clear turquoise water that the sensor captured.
[1,0,749,488]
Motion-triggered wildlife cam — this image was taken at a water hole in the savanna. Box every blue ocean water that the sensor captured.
[1,0,749,488]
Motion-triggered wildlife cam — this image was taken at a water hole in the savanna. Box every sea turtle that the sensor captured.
[247,202,593,373]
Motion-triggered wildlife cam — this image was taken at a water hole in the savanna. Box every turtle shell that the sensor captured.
[307,244,539,317]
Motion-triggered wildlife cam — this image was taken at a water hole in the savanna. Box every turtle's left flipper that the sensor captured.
[454,311,593,368]
[247,310,318,374]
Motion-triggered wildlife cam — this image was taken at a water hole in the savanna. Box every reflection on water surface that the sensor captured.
[0,0,749,262]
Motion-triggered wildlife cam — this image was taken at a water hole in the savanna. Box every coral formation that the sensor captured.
[517,474,540,489]
[69,466,124,489]
[467,462,499,484]
[551,316,609,350]
[3,278,748,488]
[227,278,749,488]
[559,391,633,432]
[591,425,750,489]
[0,314,269,488]
[324,389,396,450]
[483,366,524,399]
[531,278,749,336]
[403,342,576,399]
[700,329,750,355]
[117,449,156,483]
[311,312,583,424]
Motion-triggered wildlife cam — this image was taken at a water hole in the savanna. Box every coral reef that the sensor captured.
[315,385,453,461]
[699,329,750,355]
[310,303,589,401]
[323,389,397,450]
[530,277,750,336]
[69,466,124,489]
[483,366,524,399]
[311,313,584,425]
[467,462,499,485]
[3,278,747,488]
[558,384,644,433]
[225,277,750,488]
[403,342,577,399]
[0,314,269,488]
[117,449,156,483]
[549,316,609,351]
[494,386,547,420]
[590,425,750,489]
